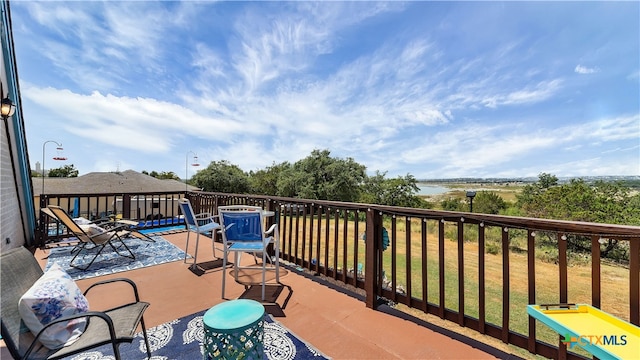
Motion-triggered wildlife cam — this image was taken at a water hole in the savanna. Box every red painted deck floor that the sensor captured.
[2,231,524,359]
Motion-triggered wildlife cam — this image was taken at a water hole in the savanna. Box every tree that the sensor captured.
[278,149,366,202]
[524,179,639,224]
[517,175,640,260]
[191,160,251,193]
[276,166,309,198]
[155,171,181,180]
[141,170,180,180]
[383,174,431,208]
[359,171,386,204]
[249,161,291,195]
[360,171,431,208]
[440,197,464,211]
[473,191,507,214]
[47,164,79,178]
[516,172,559,217]
[538,172,559,189]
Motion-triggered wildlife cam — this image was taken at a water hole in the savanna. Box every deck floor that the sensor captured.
[3,231,522,359]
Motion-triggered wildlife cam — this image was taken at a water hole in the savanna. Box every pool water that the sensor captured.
[139,225,186,234]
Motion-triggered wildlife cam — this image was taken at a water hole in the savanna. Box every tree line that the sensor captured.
[191,149,431,209]
[191,150,638,224]
[31,164,79,178]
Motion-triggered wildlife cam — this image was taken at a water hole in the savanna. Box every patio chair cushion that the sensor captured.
[79,223,106,236]
[18,263,90,349]
[72,217,93,225]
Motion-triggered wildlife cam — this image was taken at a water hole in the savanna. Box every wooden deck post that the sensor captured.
[630,239,639,326]
[122,194,131,219]
[36,195,48,247]
[365,208,382,309]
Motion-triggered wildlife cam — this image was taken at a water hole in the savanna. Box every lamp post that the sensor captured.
[466,191,476,213]
[185,151,200,192]
[42,141,67,195]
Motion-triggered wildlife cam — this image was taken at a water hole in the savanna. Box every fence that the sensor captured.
[37,191,640,359]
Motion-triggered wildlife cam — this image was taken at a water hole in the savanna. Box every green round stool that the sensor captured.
[202,299,265,360]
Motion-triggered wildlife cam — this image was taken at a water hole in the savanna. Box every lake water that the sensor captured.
[417,184,451,195]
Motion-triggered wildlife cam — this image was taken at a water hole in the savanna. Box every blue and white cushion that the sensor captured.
[18,263,90,349]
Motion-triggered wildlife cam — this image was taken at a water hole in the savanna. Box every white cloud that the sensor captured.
[23,85,246,153]
[627,70,640,80]
[482,79,563,108]
[574,64,600,74]
[15,1,639,179]
[567,114,640,142]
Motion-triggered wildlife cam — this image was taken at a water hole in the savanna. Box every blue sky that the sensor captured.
[11,1,640,180]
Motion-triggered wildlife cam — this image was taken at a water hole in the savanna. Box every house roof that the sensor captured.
[33,170,199,195]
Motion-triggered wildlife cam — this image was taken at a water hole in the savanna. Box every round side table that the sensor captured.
[202,299,265,359]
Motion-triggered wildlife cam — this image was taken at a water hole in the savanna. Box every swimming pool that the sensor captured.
[138,225,186,234]
[136,217,185,228]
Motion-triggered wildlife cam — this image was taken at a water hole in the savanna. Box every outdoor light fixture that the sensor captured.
[1,80,16,119]
[466,190,476,213]
[185,151,200,192]
[1,97,15,118]
[42,140,67,195]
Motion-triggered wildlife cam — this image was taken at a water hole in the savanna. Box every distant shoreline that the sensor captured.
[417,182,526,202]
[418,175,639,184]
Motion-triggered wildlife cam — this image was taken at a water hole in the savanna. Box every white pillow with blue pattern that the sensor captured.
[18,263,90,349]
[79,224,106,236]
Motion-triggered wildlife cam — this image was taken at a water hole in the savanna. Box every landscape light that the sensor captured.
[466,190,476,212]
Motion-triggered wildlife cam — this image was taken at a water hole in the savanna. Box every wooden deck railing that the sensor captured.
[37,191,640,359]
[37,191,186,244]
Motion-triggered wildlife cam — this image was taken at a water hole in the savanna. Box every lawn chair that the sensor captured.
[0,246,151,359]
[178,198,221,271]
[47,205,135,271]
[102,215,156,243]
[218,205,280,301]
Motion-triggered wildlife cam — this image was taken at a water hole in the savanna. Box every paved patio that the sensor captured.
[2,231,523,359]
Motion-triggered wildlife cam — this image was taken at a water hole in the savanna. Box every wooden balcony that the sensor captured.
[22,191,640,359]
[3,231,512,359]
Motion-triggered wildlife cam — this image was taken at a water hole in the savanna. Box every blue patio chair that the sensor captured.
[218,205,280,301]
[178,199,221,271]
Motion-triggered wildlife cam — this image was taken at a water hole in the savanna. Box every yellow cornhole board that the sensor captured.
[527,304,640,360]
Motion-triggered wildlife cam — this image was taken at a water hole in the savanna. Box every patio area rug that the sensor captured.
[67,310,330,360]
[44,235,188,281]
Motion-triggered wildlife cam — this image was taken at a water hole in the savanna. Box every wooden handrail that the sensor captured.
[37,190,640,359]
